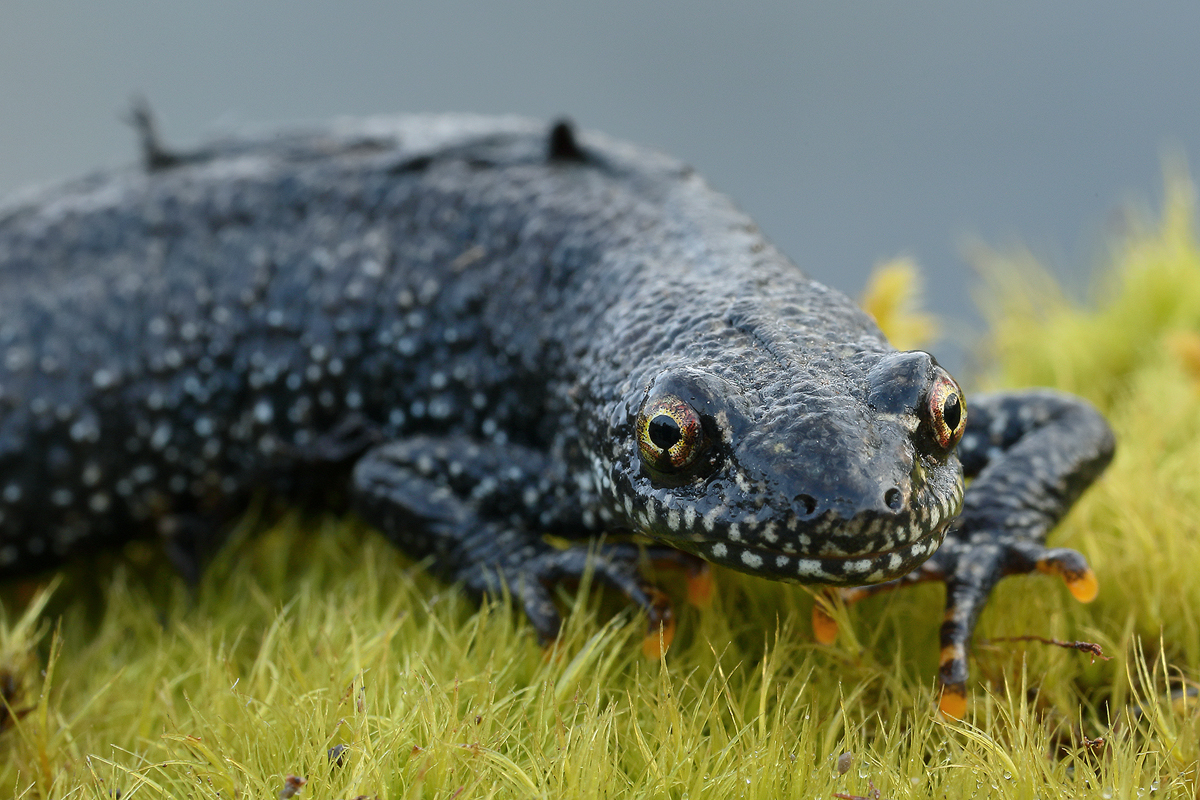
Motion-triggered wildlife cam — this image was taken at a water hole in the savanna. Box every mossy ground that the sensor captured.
[3,175,1199,799]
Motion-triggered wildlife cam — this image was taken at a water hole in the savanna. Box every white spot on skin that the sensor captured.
[92,369,117,389]
[775,555,790,568]
[150,423,172,451]
[81,463,102,487]
[740,550,763,569]
[796,558,825,578]
[712,543,728,558]
[418,278,439,303]
[727,523,741,542]
[254,400,274,424]
[70,417,101,443]
[88,493,110,513]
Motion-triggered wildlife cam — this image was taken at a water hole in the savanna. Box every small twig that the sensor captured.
[983,635,1111,662]
[834,779,884,800]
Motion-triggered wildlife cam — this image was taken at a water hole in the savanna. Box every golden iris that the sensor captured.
[636,397,704,472]
[928,372,967,450]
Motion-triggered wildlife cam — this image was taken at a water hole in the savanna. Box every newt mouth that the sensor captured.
[704,513,954,586]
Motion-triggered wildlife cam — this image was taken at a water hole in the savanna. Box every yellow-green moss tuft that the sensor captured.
[2,174,1199,798]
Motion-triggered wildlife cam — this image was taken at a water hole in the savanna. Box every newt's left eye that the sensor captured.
[637,397,705,472]
[928,370,967,450]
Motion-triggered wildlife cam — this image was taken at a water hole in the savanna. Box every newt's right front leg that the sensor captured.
[351,436,675,646]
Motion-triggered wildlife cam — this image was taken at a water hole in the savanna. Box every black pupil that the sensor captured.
[647,414,683,450]
[943,393,961,431]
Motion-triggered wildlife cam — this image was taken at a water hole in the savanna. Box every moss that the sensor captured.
[2,174,1199,798]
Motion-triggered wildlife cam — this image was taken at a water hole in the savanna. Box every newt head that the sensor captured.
[601,349,966,585]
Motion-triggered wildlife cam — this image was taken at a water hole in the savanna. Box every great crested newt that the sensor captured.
[0,111,1114,716]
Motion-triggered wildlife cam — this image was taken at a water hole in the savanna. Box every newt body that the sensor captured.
[0,114,1114,712]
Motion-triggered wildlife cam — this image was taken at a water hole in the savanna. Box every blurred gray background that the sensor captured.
[2,2,1198,368]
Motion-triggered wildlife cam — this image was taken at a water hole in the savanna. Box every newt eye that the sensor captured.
[928,370,967,450]
[637,397,705,472]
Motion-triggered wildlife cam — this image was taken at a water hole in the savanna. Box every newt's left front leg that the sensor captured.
[816,389,1115,717]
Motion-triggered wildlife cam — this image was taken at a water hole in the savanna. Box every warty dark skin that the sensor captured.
[0,113,1114,715]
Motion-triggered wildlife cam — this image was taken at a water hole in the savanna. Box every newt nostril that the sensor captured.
[795,493,817,516]
[884,487,904,511]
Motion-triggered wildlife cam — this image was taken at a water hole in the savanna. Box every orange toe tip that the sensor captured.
[938,688,968,720]
[642,619,676,659]
[686,567,715,608]
[812,604,839,645]
[1066,568,1099,603]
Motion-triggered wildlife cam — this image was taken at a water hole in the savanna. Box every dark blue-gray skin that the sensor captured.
[0,110,1114,713]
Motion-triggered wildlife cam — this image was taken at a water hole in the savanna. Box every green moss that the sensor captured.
[3,174,1199,798]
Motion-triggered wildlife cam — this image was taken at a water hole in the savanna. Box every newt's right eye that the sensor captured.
[637,396,705,473]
